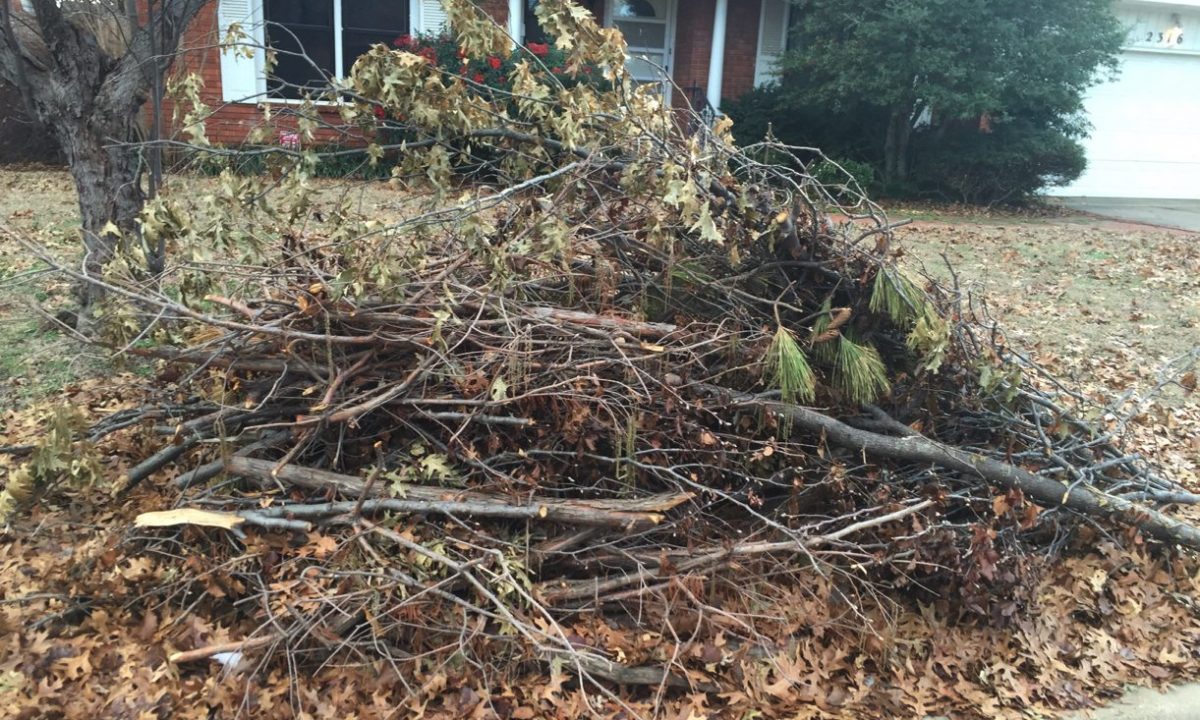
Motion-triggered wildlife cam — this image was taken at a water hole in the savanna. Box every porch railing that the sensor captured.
[682,86,720,135]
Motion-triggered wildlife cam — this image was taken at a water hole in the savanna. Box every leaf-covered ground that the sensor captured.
[895,213,1199,489]
[0,170,1197,718]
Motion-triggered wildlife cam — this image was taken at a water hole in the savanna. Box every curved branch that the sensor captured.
[716,387,1200,550]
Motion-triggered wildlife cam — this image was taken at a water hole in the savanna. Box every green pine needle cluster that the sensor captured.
[870,268,950,373]
[806,299,891,404]
[869,268,924,325]
[833,336,891,405]
[764,326,815,405]
[809,298,838,364]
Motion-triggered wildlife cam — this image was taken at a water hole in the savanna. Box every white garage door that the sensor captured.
[1052,51,1200,198]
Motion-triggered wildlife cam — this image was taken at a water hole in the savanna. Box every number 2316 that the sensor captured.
[1146,31,1184,44]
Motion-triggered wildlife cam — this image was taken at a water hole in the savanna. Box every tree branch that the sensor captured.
[716,388,1200,550]
[225,457,692,531]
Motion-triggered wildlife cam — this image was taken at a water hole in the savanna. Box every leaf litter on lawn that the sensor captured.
[897,217,1199,490]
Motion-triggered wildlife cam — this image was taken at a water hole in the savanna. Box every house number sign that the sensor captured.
[1123,9,1199,52]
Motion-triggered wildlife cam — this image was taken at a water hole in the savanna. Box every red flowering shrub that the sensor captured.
[383,32,608,98]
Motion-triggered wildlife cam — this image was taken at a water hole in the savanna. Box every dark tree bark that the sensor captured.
[60,119,147,304]
[0,0,210,307]
[883,103,914,184]
[883,108,898,183]
[895,110,911,182]
[722,392,1200,551]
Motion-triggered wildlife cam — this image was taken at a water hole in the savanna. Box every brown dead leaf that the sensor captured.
[136,610,158,642]
[992,494,1011,516]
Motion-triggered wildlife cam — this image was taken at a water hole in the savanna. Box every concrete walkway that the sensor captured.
[1066,684,1200,719]
[1056,197,1200,232]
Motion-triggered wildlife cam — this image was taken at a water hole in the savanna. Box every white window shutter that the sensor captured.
[218,0,266,103]
[414,0,450,35]
[754,0,789,87]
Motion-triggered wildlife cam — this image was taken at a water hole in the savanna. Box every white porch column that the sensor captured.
[508,0,524,46]
[705,0,729,111]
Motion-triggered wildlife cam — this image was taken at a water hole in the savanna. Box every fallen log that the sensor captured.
[224,457,692,531]
[718,389,1200,551]
[173,430,291,489]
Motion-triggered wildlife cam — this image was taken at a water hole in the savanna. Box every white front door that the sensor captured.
[607,0,677,101]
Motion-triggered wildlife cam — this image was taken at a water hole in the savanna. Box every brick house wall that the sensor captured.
[721,0,762,102]
[168,0,765,145]
[171,2,265,145]
[672,0,716,106]
[168,1,514,146]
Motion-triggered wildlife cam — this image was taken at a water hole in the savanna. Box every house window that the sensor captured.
[613,0,669,49]
[524,0,549,44]
[264,0,410,97]
[614,0,658,18]
[755,0,795,87]
[523,0,601,45]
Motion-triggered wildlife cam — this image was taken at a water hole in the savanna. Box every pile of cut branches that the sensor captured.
[8,0,1199,706]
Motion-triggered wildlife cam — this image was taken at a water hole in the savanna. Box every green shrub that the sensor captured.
[724,86,887,168]
[908,122,1086,206]
[810,157,875,194]
[0,80,62,165]
[725,85,1086,207]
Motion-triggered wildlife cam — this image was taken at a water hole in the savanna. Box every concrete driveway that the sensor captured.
[1057,197,1200,232]
[1067,684,1200,719]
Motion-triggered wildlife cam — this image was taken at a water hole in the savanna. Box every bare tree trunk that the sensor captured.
[883,108,899,183]
[895,113,912,182]
[883,103,915,184]
[59,121,145,306]
[0,0,210,310]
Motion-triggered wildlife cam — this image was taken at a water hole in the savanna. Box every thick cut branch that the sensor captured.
[722,390,1200,550]
[169,635,279,665]
[225,457,692,530]
[546,649,716,692]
